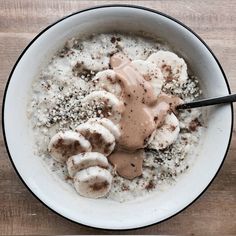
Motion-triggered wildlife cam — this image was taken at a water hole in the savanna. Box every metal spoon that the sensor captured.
[176,94,236,110]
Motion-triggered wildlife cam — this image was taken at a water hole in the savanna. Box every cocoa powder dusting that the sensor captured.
[145,180,155,190]
[90,181,109,191]
[53,137,85,160]
[189,118,202,132]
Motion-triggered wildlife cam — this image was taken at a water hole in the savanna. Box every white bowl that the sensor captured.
[3,5,233,230]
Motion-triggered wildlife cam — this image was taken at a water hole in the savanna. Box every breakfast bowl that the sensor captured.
[2,5,233,230]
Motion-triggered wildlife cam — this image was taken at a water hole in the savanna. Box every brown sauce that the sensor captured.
[108,149,144,180]
[108,53,181,180]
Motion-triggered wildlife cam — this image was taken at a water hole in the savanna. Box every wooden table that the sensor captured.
[0,1,235,234]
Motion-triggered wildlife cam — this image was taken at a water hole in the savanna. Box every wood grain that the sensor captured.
[0,0,235,234]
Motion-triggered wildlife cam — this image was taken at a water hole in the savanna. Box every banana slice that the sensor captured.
[131,60,163,96]
[86,118,121,140]
[74,166,112,198]
[82,90,124,123]
[48,131,91,163]
[92,69,122,98]
[147,50,188,84]
[148,113,180,150]
[76,122,115,156]
[67,152,109,177]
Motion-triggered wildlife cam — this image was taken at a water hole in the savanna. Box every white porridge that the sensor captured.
[28,33,205,201]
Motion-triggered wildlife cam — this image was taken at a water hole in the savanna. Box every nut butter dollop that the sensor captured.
[108,149,144,180]
[108,53,180,180]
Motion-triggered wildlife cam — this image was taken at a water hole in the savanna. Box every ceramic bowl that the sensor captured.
[2,5,233,230]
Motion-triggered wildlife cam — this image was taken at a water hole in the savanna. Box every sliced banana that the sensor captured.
[92,69,122,98]
[67,152,109,177]
[82,90,124,123]
[74,166,112,198]
[76,122,115,156]
[86,117,121,140]
[147,50,188,84]
[131,60,163,96]
[48,131,91,163]
[148,113,180,150]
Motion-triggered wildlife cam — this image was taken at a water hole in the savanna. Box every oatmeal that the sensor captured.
[28,33,204,201]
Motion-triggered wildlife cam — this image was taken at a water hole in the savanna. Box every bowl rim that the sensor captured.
[2,4,234,231]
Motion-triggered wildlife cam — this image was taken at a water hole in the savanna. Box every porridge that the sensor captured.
[28,33,204,201]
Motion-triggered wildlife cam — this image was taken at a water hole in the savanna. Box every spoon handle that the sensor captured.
[177,94,236,109]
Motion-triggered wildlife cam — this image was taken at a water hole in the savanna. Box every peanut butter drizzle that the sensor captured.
[108,53,179,180]
[114,60,156,149]
[108,149,144,180]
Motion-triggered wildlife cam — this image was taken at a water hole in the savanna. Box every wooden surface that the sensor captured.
[0,0,235,235]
